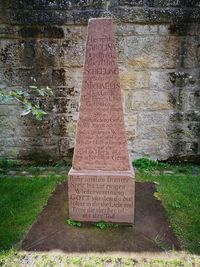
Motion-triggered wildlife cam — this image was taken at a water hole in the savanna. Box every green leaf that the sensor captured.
[21,108,32,116]
[29,85,38,89]
[14,89,24,95]
[67,219,82,227]
[95,221,107,230]
[32,109,47,120]
[0,94,12,104]
[45,86,53,96]
[37,89,45,97]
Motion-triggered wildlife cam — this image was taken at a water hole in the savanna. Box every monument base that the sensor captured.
[68,168,135,224]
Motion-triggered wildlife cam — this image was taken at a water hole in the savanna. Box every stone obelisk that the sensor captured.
[68,18,135,223]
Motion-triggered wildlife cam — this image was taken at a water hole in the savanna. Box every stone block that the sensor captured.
[167,23,200,36]
[19,124,51,138]
[147,7,200,23]
[66,121,77,144]
[171,88,188,111]
[52,69,66,86]
[0,116,20,129]
[153,0,181,7]
[119,0,143,6]
[19,26,64,38]
[167,123,186,139]
[2,0,106,10]
[130,89,173,111]
[54,86,79,98]
[112,6,149,24]
[124,114,137,140]
[171,140,199,156]
[18,147,59,162]
[0,136,57,148]
[187,123,200,138]
[64,68,82,89]
[181,37,199,68]
[112,6,200,23]
[169,71,197,88]
[51,115,69,136]
[5,9,110,26]
[6,9,74,25]
[149,71,173,91]
[0,40,33,68]
[120,69,149,90]
[188,89,200,110]
[184,111,200,122]
[130,139,171,160]
[117,24,158,36]
[0,147,19,158]
[53,97,78,114]
[0,105,21,116]
[0,68,50,87]
[58,138,70,157]
[0,25,20,38]
[169,112,183,123]
[136,111,171,139]
[124,35,179,69]
[36,39,85,67]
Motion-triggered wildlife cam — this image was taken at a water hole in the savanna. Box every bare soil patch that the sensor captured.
[22,182,179,253]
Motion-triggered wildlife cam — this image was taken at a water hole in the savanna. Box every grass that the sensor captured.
[0,165,67,250]
[0,250,200,267]
[0,158,200,266]
[133,158,200,254]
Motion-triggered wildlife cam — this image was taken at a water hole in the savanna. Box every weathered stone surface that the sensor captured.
[130,139,171,160]
[2,0,107,10]
[0,68,50,86]
[117,24,158,36]
[170,140,199,156]
[68,18,134,223]
[0,0,200,163]
[124,36,179,69]
[68,170,135,223]
[166,23,200,36]
[188,89,200,110]
[19,26,64,38]
[184,111,200,122]
[18,147,58,162]
[153,0,181,7]
[150,71,173,91]
[136,111,171,139]
[119,0,143,6]
[130,89,173,111]
[153,0,200,8]
[120,69,149,90]
[112,6,200,23]
[124,114,137,141]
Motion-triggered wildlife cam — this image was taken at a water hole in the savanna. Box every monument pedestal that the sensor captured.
[68,168,134,223]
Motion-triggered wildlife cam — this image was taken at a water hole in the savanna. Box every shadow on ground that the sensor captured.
[22,182,179,253]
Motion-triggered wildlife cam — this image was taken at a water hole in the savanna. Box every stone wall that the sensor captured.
[0,0,200,163]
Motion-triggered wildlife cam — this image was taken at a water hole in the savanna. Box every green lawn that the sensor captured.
[134,158,200,254]
[0,164,68,251]
[0,159,200,266]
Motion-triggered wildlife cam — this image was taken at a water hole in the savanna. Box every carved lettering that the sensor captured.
[68,18,135,223]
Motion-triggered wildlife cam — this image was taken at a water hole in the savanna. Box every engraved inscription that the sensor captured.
[68,175,134,222]
[73,19,130,171]
[68,18,135,224]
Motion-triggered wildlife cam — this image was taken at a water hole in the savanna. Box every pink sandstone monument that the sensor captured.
[68,18,135,223]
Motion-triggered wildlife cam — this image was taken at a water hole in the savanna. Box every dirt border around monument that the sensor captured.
[22,181,179,253]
